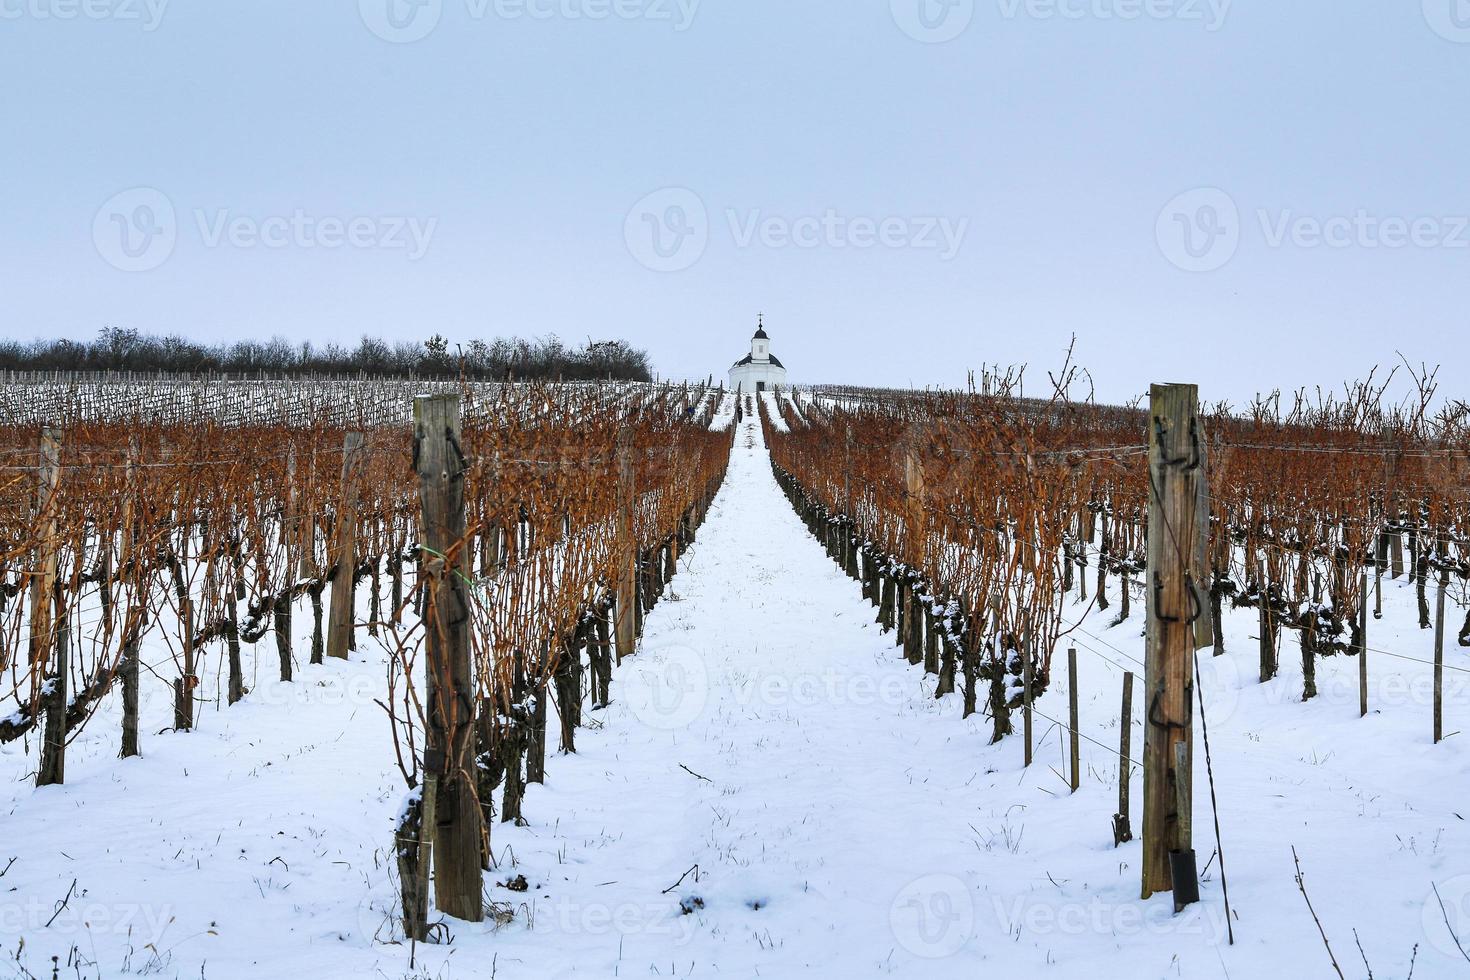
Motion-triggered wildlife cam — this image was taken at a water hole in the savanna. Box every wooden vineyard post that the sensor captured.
[120,437,142,759]
[1022,634,1034,767]
[1358,570,1368,718]
[1172,742,1192,914]
[843,427,859,579]
[327,432,364,660]
[1434,567,1447,745]
[172,484,197,733]
[277,448,297,682]
[413,394,483,924]
[1142,383,1204,901]
[301,445,326,664]
[1114,671,1135,846]
[1068,647,1081,793]
[614,433,637,662]
[1258,594,1275,683]
[33,428,63,786]
[27,427,61,668]
[905,442,927,579]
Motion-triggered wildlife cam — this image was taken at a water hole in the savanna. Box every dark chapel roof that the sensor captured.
[732,352,784,369]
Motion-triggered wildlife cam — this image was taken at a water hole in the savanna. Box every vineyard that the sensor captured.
[3,371,1470,978]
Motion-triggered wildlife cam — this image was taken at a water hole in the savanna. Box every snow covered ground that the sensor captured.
[5,413,1470,978]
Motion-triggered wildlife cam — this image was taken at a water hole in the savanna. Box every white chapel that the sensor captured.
[728,316,788,394]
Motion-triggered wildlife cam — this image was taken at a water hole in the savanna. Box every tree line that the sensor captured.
[0,328,654,382]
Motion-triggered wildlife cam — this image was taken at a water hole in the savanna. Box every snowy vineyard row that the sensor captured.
[0,373,720,429]
[763,374,1470,739]
[0,382,731,844]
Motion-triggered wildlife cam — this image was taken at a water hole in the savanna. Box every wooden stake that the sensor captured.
[37,588,67,786]
[1142,383,1202,899]
[120,438,141,759]
[905,444,927,571]
[1114,672,1135,846]
[1359,571,1368,719]
[1022,635,1034,767]
[614,435,637,662]
[1258,589,1275,682]
[1068,647,1081,793]
[27,427,61,668]
[327,432,364,660]
[1435,568,1446,745]
[413,395,483,923]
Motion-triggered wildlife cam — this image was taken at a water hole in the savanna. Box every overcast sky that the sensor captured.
[2,1,1467,406]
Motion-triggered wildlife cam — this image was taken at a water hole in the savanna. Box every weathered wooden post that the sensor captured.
[987,591,1012,743]
[1022,634,1034,767]
[1171,742,1194,913]
[1358,570,1368,718]
[614,433,637,662]
[300,446,326,664]
[120,438,142,759]
[27,427,61,668]
[276,448,297,683]
[1068,647,1081,793]
[327,432,364,660]
[171,488,197,733]
[33,428,63,786]
[413,394,483,923]
[37,586,68,787]
[1114,671,1135,846]
[905,442,927,580]
[843,425,853,562]
[1142,383,1205,901]
[1435,566,1447,744]
[1258,590,1275,682]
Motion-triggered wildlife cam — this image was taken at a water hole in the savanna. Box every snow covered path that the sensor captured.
[492,413,1001,976]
